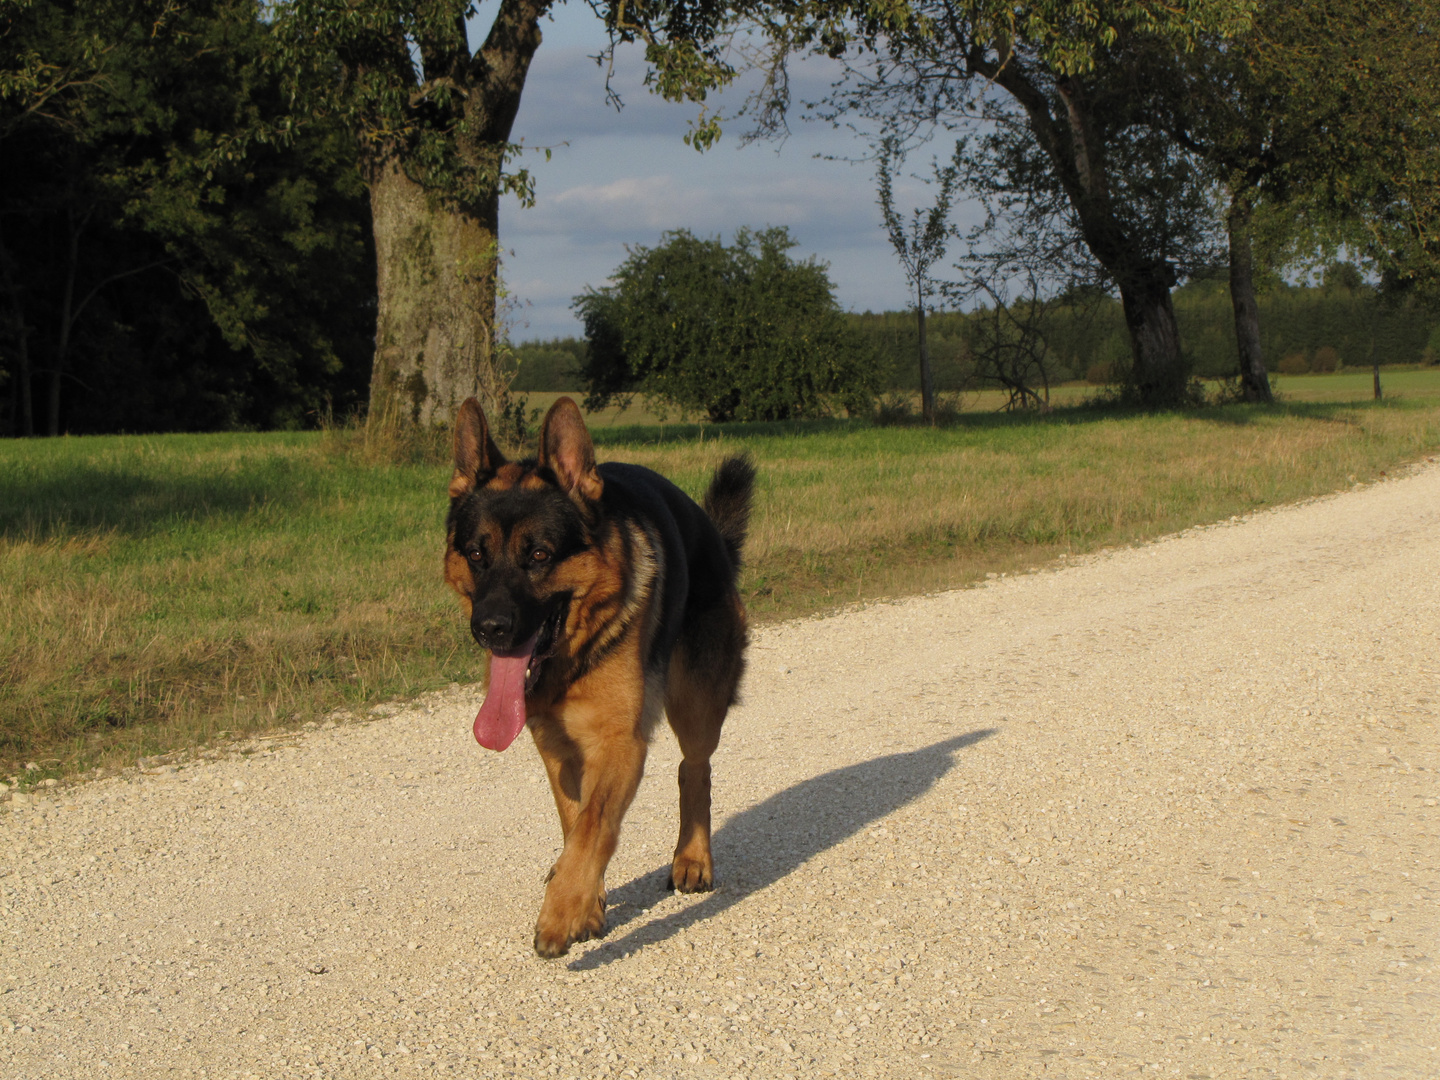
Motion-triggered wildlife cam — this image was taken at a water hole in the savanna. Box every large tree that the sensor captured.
[736,1,1252,407]
[1132,0,1440,403]
[829,9,1257,405]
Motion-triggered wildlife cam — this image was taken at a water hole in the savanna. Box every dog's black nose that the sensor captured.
[474,611,513,645]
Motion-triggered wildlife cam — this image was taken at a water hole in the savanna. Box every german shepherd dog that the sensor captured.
[445,396,754,957]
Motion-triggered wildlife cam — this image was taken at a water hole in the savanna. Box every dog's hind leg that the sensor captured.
[664,594,747,893]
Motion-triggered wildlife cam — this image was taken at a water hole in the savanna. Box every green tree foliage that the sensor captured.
[0,0,374,436]
[1106,0,1440,402]
[1260,3,1439,299]
[574,228,881,421]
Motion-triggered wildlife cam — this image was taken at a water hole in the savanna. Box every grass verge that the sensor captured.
[3,393,1439,783]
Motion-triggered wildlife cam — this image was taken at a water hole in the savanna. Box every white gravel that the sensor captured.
[3,462,1438,1080]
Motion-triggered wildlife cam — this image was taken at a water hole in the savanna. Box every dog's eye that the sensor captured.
[466,548,483,563]
[530,549,550,564]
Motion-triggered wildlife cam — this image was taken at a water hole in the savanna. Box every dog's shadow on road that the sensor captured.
[569,728,995,971]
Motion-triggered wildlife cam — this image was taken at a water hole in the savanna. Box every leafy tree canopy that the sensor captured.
[574,227,881,422]
[0,0,374,435]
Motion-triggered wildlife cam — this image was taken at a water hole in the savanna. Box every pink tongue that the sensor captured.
[473,633,539,751]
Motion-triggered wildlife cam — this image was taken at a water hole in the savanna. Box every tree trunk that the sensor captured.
[0,312,34,437]
[48,207,83,437]
[364,155,509,432]
[15,320,33,437]
[1000,70,1191,408]
[1226,196,1272,403]
[352,0,549,435]
[916,280,935,423]
[0,285,32,440]
[1117,269,1189,407]
[0,245,33,437]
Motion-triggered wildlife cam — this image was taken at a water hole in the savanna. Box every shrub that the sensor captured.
[1277,351,1310,375]
[1086,360,1117,385]
[873,392,916,426]
[1311,346,1341,373]
[573,228,882,422]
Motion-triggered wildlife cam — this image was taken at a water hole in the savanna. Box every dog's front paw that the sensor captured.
[533,886,607,958]
[667,852,713,893]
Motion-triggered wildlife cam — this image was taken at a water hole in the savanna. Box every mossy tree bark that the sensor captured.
[294,0,554,435]
[365,156,507,430]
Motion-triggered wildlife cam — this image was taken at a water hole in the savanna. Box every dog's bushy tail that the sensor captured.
[704,454,756,568]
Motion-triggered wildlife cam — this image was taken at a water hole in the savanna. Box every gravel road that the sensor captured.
[3,463,1438,1080]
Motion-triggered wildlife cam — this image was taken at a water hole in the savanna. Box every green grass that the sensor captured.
[0,432,477,779]
[1271,366,1440,402]
[3,383,1440,782]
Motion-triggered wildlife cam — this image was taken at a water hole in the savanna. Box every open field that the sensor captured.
[1272,366,1440,402]
[3,387,1440,780]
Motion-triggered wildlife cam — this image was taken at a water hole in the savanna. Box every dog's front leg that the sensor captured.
[531,719,583,848]
[533,705,646,958]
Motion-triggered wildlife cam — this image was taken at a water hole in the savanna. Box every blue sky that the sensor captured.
[468,2,979,341]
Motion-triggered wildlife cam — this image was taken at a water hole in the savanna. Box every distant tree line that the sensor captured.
[515,269,1439,397]
[864,269,1440,393]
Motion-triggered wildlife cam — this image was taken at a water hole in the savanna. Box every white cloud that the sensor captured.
[549,174,705,229]
[527,169,875,239]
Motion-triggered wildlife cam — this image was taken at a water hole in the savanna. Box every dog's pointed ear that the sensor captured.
[450,397,505,498]
[538,397,603,502]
